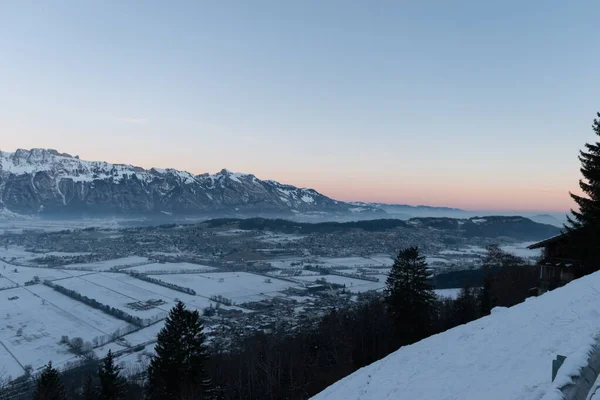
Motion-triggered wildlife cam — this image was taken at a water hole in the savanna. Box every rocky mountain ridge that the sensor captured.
[0,148,377,216]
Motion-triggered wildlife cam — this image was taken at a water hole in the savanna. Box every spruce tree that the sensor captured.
[454,283,477,325]
[147,301,212,400]
[33,362,67,400]
[98,350,127,400]
[478,277,492,317]
[385,247,436,347]
[567,112,600,266]
[82,374,96,400]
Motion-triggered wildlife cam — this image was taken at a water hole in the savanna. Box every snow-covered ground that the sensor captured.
[151,272,293,303]
[269,256,394,270]
[500,242,542,260]
[257,232,305,243]
[439,245,487,255]
[0,246,35,261]
[110,274,215,311]
[0,287,106,376]
[435,288,461,299]
[0,217,132,233]
[123,262,216,274]
[0,340,24,381]
[293,274,386,293]
[426,257,451,264]
[60,256,150,271]
[311,270,600,400]
[27,284,127,334]
[0,276,17,290]
[55,275,171,319]
[316,256,393,268]
[0,262,89,285]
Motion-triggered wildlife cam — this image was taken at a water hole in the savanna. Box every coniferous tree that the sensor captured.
[33,362,67,400]
[454,283,478,325]
[82,374,96,400]
[98,350,127,400]
[478,277,492,317]
[567,112,600,267]
[385,247,436,347]
[147,301,212,400]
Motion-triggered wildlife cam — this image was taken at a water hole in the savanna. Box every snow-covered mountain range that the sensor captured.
[0,149,378,217]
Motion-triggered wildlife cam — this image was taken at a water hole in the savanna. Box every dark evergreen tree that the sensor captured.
[567,112,600,267]
[98,350,127,400]
[482,245,536,307]
[33,362,67,400]
[484,244,523,269]
[478,276,492,316]
[147,301,212,400]
[82,374,96,400]
[385,247,436,347]
[453,283,478,325]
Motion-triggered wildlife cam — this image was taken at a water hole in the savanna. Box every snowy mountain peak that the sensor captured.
[0,148,367,216]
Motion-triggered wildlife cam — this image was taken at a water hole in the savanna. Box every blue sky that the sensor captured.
[1,1,599,211]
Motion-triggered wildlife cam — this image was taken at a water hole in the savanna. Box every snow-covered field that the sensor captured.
[60,256,150,271]
[269,269,323,277]
[426,257,451,264]
[316,256,393,268]
[0,276,17,290]
[269,256,394,270]
[311,270,600,400]
[0,217,138,234]
[123,262,216,274]
[0,246,35,261]
[293,275,386,293]
[151,272,294,303]
[257,232,305,243]
[108,274,215,312]
[0,262,88,285]
[52,275,169,320]
[0,341,24,381]
[500,242,542,260]
[27,284,127,335]
[435,288,461,299]
[0,287,106,375]
[439,245,487,255]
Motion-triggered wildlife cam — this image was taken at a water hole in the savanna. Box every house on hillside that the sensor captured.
[528,233,581,293]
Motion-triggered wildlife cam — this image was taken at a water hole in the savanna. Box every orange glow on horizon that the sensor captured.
[287,178,579,213]
[3,146,579,214]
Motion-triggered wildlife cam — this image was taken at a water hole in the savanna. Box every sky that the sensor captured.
[1,1,599,212]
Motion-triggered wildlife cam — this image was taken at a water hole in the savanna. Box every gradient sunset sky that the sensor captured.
[1,1,599,212]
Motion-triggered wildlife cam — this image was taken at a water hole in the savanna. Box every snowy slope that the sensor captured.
[311,271,600,400]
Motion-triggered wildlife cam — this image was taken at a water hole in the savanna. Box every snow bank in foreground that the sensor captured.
[539,336,597,400]
[311,270,600,400]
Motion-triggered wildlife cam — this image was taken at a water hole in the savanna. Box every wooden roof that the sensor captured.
[527,233,567,249]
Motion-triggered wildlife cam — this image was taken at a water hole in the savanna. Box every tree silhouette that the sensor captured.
[33,362,67,400]
[385,247,436,347]
[82,374,96,400]
[147,301,213,399]
[567,112,600,267]
[98,350,127,400]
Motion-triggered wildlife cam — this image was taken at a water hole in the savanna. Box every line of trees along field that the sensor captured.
[127,272,197,295]
[43,281,145,327]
